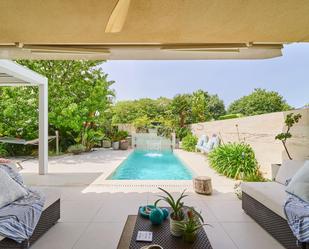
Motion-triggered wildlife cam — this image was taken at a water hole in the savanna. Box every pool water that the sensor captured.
[109,150,193,180]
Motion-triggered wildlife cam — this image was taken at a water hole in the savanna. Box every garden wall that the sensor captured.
[190,108,309,178]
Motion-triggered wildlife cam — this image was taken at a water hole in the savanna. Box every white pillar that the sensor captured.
[38,81,48,175]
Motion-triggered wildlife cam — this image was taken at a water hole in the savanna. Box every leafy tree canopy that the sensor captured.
[228,88,291,116]
[0,60,114,153]
[112,90,226,138]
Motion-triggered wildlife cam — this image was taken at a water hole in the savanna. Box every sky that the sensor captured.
[101,43,309,108]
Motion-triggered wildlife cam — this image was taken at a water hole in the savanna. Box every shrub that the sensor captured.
[111,130,129,142]
[176,127,191,141]
[118,130,129,140]
[218,113,244,120]
[181,133,198,152]
[67,144,86,155]
[0,144,9,157]
[208,142,259,179]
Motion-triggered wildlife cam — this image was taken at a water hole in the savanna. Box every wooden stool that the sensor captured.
[193,176,212,195]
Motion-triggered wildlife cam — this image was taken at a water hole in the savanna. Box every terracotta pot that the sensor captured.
[120,140,129,150]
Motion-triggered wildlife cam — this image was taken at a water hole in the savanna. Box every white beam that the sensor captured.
[0,59,46,85]
[38,81,48,175]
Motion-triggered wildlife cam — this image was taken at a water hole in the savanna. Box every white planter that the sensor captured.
[112,141,119,150]
[169,216,184,237]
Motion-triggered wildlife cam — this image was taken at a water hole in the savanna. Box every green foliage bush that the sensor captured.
[112,90,226,140]
[67,144,86,155]
[228,88,291,116]
[111,130,129,142]
[218,113,244,120]
[181,133,198,152]
[208,142,259,179]
[0,144,9,157]
[176,127,191,141]
[0,60,114,155]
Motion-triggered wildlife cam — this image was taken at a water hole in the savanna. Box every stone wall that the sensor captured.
[190,108,309,178]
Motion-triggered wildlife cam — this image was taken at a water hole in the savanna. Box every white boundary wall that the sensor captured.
[190,109,309,178]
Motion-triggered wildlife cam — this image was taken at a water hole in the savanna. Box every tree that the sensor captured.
[275,113,302,160]
[191,90,225,122]
[228,88,291,116]
[170,94,192,128]
[0,60,114,153]
[112,97,172,125]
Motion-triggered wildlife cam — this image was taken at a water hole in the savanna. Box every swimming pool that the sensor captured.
[108,150,193,180]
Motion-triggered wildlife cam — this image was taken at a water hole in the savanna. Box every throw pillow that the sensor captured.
[275,160,306,185]
[0,168,28,209]
[286,161,309,202]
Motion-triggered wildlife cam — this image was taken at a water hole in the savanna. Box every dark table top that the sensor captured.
[117,208,213,249]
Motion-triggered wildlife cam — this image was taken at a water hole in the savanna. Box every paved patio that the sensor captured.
[18,149,283,249]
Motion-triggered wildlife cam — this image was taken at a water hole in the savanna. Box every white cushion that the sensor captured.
[286,160,309,202]
[241,181,288,219]
[0,168,28,209]
[275,160,306,185]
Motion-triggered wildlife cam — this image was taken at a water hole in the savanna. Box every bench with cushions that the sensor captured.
[0,163,60,249]
[242,160,309,249]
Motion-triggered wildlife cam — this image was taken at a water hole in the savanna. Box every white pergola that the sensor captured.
[0,59,48,175]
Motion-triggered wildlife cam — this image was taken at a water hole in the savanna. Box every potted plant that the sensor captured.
[112,137,120,150]
[155,187,188,237]
[102,138,112,148]
[118,130,129,150]
[175,207,208,243]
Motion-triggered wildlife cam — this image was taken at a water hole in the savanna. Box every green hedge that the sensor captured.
[208,142,259,179]
[181,133,198,152]
[218,113,244,120]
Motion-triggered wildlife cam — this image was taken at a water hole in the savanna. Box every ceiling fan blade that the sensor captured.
[105,0,131,33]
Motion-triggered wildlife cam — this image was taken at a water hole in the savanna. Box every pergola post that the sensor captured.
[38,81,48,175]
[0,60,49,175]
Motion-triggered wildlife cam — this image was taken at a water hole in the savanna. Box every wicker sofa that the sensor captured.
[242,160,308,249]
[0,188,60,249]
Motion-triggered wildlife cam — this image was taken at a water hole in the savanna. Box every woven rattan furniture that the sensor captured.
[242,192,308,249]
[0,198,60,249]
[117,208,213,249]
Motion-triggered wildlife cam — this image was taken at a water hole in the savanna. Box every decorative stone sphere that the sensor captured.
[149,208,164,225]
[161,208,169,220]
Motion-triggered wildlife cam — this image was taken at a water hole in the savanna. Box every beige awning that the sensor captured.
[0,0,309,60]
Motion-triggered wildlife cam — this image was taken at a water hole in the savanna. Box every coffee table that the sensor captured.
[117,208,213,249]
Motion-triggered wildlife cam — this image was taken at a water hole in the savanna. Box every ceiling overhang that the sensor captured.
[0,43,283,60]
[0,0,308,60]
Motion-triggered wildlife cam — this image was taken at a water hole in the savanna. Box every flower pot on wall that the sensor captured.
[112,141,119,150]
